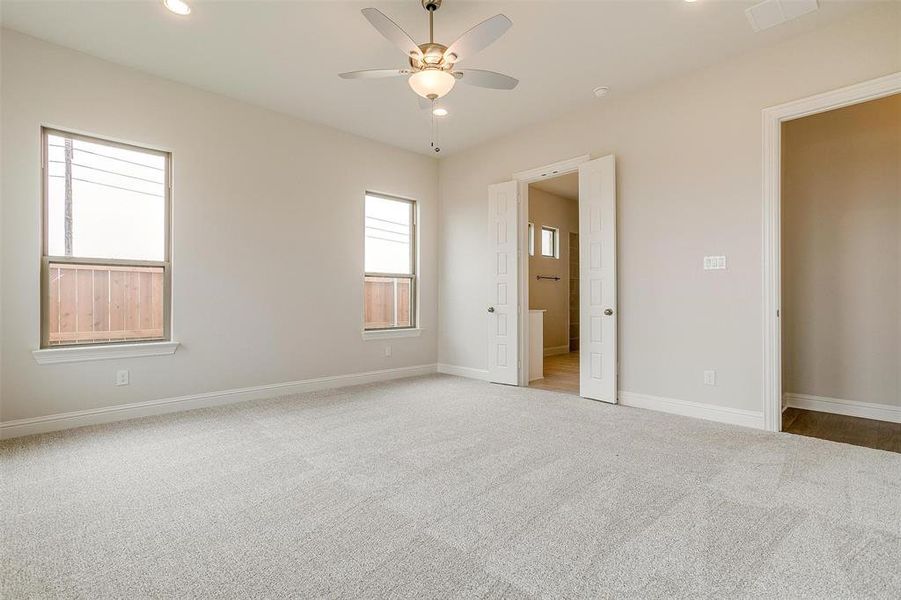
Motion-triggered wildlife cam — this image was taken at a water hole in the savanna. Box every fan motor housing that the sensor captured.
[413,42,450,69]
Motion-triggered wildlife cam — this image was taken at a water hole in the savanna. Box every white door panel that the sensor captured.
[488,181,519,385]
[579,156,617,402]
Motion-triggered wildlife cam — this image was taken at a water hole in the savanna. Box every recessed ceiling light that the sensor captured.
[593,86,610,98]
[432,107,449,117]
[685,0,698,3]
[163,0,191,16]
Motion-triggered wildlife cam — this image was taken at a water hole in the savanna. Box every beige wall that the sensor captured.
[437,4,901,413]
[782,94,901,407]
[0,30,438,422]
[2,5,900,426]
[528,187,578,352]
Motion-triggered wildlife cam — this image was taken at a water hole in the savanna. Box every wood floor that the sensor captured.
[783,407,900,453]
[529,352,579,394]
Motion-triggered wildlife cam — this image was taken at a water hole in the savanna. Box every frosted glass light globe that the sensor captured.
[408,70,455,100]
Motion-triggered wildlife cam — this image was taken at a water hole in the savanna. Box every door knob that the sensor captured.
[487,306,495,313]
[604,308,614,316]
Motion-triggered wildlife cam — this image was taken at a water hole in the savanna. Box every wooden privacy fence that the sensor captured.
[364,277,411,329]
[47,263,164,345]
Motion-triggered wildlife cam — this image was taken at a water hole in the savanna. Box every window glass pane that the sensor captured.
[541,227,556,257]
[46,133,166,260]
[46,262,165,345]
[365,194,412,274]
[364,276,413,329]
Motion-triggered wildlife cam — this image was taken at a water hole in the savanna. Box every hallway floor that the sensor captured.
[783,407,900,453]
[529,352,579,394]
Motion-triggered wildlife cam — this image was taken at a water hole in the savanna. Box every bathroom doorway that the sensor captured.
[487,154,616,402]
[527,173,580,394]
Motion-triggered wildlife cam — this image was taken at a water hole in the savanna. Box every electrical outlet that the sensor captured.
[384,345,391,357]
[116,370,130,386]
[703,370,716,386]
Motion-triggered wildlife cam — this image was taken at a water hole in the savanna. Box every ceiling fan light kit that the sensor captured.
[339,0,518,149]
[408,69,455,100]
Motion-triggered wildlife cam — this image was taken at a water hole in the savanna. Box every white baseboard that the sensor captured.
[618,391,766,430]
[543,345,571,357]
[436,363,490,381]
[783,393,901,424]
[436,367,766,429]
[0,363,438,440]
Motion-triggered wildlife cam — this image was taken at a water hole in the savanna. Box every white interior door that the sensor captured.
[487,181,519,385]
[579,155,617,402]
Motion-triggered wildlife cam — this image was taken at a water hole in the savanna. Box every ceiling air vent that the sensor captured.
[746,0,819,32]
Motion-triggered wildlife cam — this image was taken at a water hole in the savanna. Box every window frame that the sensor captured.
[39,127,173,349]
[540,225,559,259]
[363,191,417,332]
[528,222,535,256]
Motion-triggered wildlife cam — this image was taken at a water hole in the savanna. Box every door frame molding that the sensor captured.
[512,155,590,386]
[761,71,901,432]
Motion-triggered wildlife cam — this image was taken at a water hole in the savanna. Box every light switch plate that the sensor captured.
[703,370,716,386]
[703,256,727,270]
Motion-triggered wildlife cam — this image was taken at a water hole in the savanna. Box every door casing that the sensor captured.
[761,72,901,432]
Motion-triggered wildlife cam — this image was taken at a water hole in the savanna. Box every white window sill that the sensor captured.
[32,341,180,365]
[362,328,422,340]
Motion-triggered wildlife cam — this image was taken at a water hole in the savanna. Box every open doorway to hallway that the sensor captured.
[526,173,580,395]
[780,93,901,453]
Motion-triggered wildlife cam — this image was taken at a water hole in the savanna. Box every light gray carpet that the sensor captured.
[2,374,899,599]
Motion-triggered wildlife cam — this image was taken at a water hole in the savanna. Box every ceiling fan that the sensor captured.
[339,0,518,102]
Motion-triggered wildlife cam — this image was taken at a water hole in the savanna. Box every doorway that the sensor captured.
[762,71,901,434]
[486,155,617,403]
[779,93,901,452]
[526,173,580,394]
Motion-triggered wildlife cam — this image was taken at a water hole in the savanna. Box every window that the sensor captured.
[41,128,170,347]
[364,193,416,330]
[541,226,559,258]
[528,222,535,256]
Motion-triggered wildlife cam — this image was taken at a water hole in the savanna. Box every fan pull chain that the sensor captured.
[430,99,441,154]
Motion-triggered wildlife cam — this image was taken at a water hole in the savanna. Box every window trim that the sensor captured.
[361,328,422,340]
[363,191,417,332]
[528,222,535,256]
[540,225,559,259]
[39,127,173,349]
[32,341,179,365]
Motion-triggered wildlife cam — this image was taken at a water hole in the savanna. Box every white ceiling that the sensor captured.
[0,1,876,156]
[531,172,578,202]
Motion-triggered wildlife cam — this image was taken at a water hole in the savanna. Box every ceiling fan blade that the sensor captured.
[361,8,422,59]
[444,14,512,63]
[339,69,412,79]
[454,69,518,90]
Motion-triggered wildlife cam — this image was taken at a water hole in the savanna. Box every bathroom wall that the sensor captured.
[528,186,579,353]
